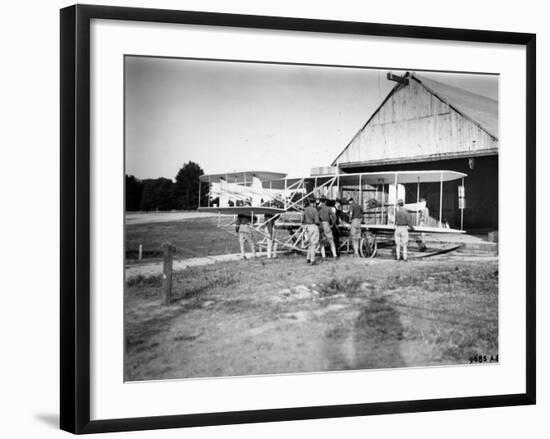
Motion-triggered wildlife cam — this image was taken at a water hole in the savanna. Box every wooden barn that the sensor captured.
[332,72,498,231]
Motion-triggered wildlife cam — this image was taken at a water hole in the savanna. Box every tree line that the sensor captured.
[126,161,205,211]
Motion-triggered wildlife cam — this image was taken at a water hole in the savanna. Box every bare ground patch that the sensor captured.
[124,255,498,381]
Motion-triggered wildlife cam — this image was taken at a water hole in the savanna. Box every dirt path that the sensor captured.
[126,250,497,279]
[125,253,254,279]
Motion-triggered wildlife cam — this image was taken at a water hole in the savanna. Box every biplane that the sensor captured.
[198,169,467,258]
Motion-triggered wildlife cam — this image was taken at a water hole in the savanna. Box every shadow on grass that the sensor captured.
[352,297,406,369]
[325,296,405,370]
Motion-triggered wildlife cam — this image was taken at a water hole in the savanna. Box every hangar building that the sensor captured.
[332,72,498,231]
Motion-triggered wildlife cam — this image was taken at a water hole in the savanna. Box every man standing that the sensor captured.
[348,197,363,257]
[394,199,414,261]
[318,197,337,258]
[302,198,320,265]
[237,212,256,260]
[264,213,278,259]
[330,199,343,256]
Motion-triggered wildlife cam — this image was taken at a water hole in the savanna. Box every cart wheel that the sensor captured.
[361,232,377,258]
[370,236,378,258]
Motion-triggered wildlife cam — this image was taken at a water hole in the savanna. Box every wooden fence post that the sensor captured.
[161,242,176,305]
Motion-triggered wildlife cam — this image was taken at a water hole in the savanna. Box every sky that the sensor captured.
[125,56,498,180]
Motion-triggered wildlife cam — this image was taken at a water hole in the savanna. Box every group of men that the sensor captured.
[302,196,368,264]
[301,197,339,265]
[302,196,417,264]
[237,196,422,263]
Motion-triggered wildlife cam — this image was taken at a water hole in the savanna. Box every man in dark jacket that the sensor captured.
[263,213,277,259]
[394,199,414,261]
[302,198,320,265]
[318,197,337,258]
[348,197,363,257]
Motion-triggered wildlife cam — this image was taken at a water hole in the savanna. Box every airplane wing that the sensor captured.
[198,206,287,215]
[334,170,467,186]
[199,171,287,184]
[360,224,465,234]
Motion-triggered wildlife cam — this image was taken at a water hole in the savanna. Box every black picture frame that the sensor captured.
[60,4,536,434]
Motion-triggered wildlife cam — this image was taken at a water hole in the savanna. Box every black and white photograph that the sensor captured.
[124,56,499,381]
[1,0,545,435]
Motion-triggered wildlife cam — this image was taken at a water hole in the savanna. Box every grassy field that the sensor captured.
[125,216,293,261]
[125,217,239,260]
[124,255,498,381]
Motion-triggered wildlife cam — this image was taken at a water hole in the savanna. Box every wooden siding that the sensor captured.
[334,79,498,166]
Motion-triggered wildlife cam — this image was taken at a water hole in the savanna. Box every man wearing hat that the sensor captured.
[318,197,337,258]
[348,197,363,257]
[302,198,321,265]
[263,213,278,259]
[236,212,257,260]
[394,198,414,261]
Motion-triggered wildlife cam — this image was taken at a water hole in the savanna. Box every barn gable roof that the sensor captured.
[412,74,498,139]
[332,72,498,166]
